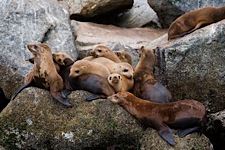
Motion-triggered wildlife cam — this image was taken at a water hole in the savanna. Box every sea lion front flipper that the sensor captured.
[176,126,200,138]
[51,91,73,107]
[157,124,175,146]
[85,94,107,101]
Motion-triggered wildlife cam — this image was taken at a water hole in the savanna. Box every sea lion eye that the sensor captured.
[109,77,112,80]
[97,49,102,52]
[58,58,62,62]
[118,76,120,79]
[123,69,128,72]
[75,70,80,73]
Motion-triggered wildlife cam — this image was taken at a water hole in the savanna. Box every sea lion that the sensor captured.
[108,73,134,92]
[88,57,134,79]
[133,46,173,103]
[52,52,115,101]
[168,6,225,40]
[0,87,10,112]
[90,45,122,63]
[114,50,132,65]
[108,92,206,146]
[11,43,72,107]
[69,59,110,79]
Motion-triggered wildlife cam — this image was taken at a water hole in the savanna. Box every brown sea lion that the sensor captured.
[114,50,132,65]
[107,73,134,92]
[108,92,206,146]
[90,45,122,63]
[11,43,72,107]
[168,6,225,40]
[133,46,173,103]
[0,87,10,112]
[88,57,134,79]
[69,59,110,79]
[52,52,115,101]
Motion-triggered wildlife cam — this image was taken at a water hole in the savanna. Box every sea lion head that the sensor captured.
[27,43,52,56]
[52,52,74,66]
[108,73,121,84]
[91,45,110,58]
[69,60,89,78]
[140,46,155,65]
[112,63,133,79]
[107,92,129,104]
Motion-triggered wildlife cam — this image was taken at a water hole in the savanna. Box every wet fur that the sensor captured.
[168,6,225,40]
[133,46,173,103]
[108,92,206,145]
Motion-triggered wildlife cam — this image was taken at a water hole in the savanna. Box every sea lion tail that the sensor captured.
[11,82,31,100]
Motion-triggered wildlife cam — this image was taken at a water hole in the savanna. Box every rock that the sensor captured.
[0,0,77,97]
[0,88,143,149]
[72,20,167,66]
[148,0,225,28]
[154,20,225,113]
[63,0,133,24]
[140,128,211,150]
[0,87,212,149]
[204,110,225,150]
[115,0,161,28]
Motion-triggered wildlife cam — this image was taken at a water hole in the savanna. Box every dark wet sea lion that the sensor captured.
[108,92,206,146]
[11,43,72,107]
[52,52,115,101]
[133,46,173,103]
[168,6,225,40]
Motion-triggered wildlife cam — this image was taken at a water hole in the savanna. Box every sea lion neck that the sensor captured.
[64,58,74,67]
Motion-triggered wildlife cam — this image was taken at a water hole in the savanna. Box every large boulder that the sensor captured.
[62,0,133,23]
[0,87,211,149]
[153,19,225,113]
[147,0,225,28]
[115,0,160,28]
[0,0,77,97]
[72,20,167,66]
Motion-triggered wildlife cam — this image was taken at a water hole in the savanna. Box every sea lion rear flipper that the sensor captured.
[51,92,73,107]
[85,94,107,101]
[11,82,32,100]
[157,124,175,146]
[61,89,72,98]
[176,126,200,138]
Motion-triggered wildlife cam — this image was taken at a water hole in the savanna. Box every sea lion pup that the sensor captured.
[0,87,10,112]
[52,53,115,101]
[90,45,122,63]
[88,57,134,79]
[168,6,225,40]
[11,43,72,107]
[108,92,206,146]
[108,73,134,92]
[69,59,110,79]
[133,46,173,103]
[114,50,132,65]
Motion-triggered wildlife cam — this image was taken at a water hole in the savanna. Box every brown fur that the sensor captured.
[52,52,115,101]
[11,43,72,107]
[89,57,134,79]
[108,92,206,145]
[133,46,173,103]
[90,45,122,63]
[108,73,134,92]
[168,6,225,40]
[114,50,132,65]
[69,59,110,78]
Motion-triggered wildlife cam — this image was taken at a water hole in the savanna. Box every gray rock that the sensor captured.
[0,87,211,149]
[116,0,161,28]
[148,0,225,28]
[0,0,77,97]
[154,20,225,113]
[205,110,225,150]
[61,0,133,20]
[72,20,167,66]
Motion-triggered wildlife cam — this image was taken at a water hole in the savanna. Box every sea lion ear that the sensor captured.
[26,58,34,64]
